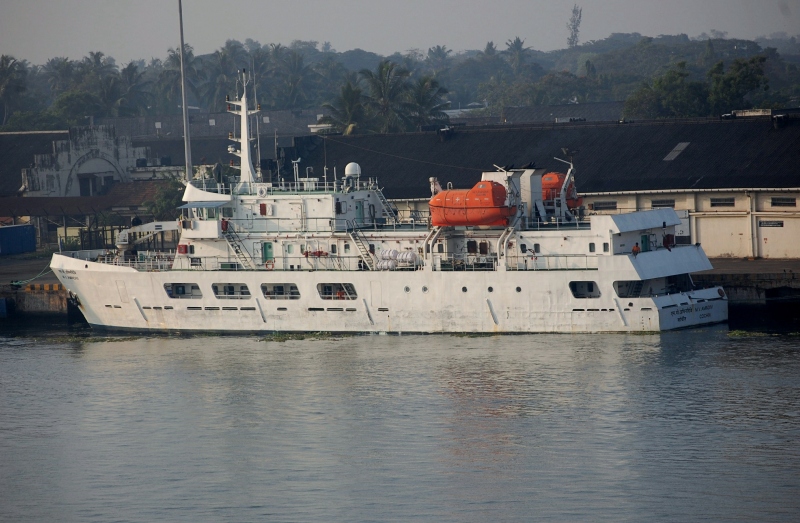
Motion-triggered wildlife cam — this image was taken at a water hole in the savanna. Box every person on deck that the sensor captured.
[632,242,641,257]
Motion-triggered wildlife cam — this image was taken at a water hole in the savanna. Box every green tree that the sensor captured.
[319,81,371,135]
[567,4,583,48]
[360,60,412,133]
[50,90,103,124]
[504,37,530,77]
[43,57,75,98]
[0,55,27,125]
[144,178,185,221]
[707,56,769,114]
[406,76,450,130]
[623,61,709,118]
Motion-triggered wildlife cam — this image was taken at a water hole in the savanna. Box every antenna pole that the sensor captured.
[178,0,193,180]
[252,63,263,181]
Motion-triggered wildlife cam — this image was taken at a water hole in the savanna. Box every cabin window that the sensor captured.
[710,197,735,207]
[207,208,218,219]
[437,243,444,253]
[344,243,350,254]
[164,283,202,299]
[589,243,596,253]
[335,201,344,214]
[212,283,251,299]
[330,244,337,254]
[603,243,609,253]
[188,245,195,254]
[467,240,477,254]
[317,283,357,300]
[261,283,300,299]
[533,243,541,254]
[222,207,234,218]
[287,244,294,254]
[479,242,488,255]
[771,197,796,207]
[593,201,617,211]
[569,281,601,299]
[651,199,675,209]
[520,244,527,253]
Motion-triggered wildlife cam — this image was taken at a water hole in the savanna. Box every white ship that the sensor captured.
[50,73,728,333]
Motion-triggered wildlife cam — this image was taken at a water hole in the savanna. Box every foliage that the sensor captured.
[1,30,798,133]
[143,178,186,221]
[567,4,583,49]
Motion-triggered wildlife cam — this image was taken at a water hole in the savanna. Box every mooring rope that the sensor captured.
[10,263,54,286]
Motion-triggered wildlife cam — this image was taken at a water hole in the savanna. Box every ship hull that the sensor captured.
[52,254,727,334]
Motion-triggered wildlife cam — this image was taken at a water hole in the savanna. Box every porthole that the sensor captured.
[488,286,494,293]
[516,287,522,293]
[422,286,429,293]
[404,286,410,293]
[462,286,468,293]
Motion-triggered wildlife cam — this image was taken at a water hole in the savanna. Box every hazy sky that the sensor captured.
[1,0,799,65]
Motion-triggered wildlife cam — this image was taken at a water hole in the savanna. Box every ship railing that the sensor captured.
[218,215,430,234]
[505,253,599,271]
[520,216,591,231]
[95,251,176,271]
[168,254,423,272]
[433,254,497,272]
[189,178,385,196]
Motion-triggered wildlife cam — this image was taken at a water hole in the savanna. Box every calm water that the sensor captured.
[1,324,799,522]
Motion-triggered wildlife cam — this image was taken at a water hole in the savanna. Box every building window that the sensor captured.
[771,197,796,207]
[651,199,675,208]
[593,201,617,211]
[710,197,735,207]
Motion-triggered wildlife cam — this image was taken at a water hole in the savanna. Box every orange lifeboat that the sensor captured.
[429,181,516,227]
[542,172,583,208]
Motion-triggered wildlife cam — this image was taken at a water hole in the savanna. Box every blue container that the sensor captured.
[0,224,36,255]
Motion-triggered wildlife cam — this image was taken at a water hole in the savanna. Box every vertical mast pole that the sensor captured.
[178,0,193,180]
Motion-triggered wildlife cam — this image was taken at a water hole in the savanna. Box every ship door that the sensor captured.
[640,234,650,252]
[262,241,274,263]
[370,281,382,307]
[355,201,364,225]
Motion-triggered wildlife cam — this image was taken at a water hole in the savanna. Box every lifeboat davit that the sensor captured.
[429,181,516,227]
[542,172,583,208]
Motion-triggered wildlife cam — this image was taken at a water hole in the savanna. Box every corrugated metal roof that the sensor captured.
[290,117,800,200]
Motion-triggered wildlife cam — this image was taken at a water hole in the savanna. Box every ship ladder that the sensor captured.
[223,226,256,270]
[375,188,398,223]
[347,220,376,270]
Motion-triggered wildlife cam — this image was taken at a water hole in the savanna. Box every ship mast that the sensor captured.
[227,71,259,185]
[178,0,193,180]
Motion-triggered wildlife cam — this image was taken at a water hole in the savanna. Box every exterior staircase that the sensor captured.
[223,225,256,270]
[376,189,398,223]
[347,220,376,270]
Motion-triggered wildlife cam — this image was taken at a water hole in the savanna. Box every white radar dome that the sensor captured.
[344,162,362,176]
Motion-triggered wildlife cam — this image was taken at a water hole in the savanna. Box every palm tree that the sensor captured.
[0,55,27,125]
[43,57,75,98]
[504,37,530,77]
[426,45,452,77]
[275,50,314,109]
[359,60,412,133]
[319,81,372,135]
[202,47,241,111]
[407,76,450,131]
[118,61,151,116]
[158,44,203,113]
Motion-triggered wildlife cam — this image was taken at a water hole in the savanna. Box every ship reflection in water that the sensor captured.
[1,327,798,522]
